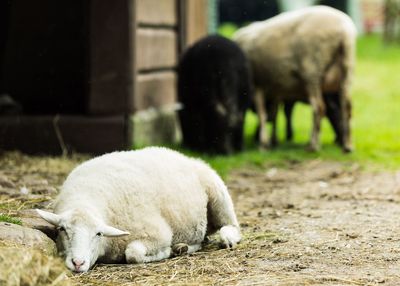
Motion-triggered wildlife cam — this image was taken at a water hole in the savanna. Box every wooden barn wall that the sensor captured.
[0,0,133,155]
[134,0,178,112]
[131,0,208,146]
[182,0,208,47]
[133,0,208,112]
[0,0,209,153]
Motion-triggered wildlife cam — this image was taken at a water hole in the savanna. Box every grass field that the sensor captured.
[178,34,400,177]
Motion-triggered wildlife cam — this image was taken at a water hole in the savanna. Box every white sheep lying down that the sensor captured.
[37,147,241,272]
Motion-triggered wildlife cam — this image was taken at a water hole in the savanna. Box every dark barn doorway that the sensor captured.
[0,0,86,115]
[0,0,131,154]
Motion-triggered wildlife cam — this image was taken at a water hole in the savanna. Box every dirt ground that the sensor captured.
[1,152,400,285]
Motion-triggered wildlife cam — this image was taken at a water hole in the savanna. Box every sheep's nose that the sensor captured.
[72,258,85,267]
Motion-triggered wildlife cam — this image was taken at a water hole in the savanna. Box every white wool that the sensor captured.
[220,225,241,248]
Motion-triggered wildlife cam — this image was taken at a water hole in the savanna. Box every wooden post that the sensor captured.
[179,0,208,49]
[88,0,134,115]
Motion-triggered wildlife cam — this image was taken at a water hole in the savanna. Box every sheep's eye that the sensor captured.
[96,232,103,237]
[58,226,65,232]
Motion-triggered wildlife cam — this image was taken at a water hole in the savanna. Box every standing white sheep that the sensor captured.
[234,6,356,152]
[37,147,241,272]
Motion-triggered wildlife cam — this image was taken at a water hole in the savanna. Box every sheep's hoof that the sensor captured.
[220,226,241,249]
[305,144,319,152]
[334,136,342,146]
[172,243,189,256]
[342,145,353,153]
[258,142,271,151]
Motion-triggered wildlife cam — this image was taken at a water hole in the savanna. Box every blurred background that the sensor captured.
[0,0,399,172]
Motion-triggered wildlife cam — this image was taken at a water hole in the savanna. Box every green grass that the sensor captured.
[350,35,400,166]
[0,213,22,225]
[152,35,400,177]
[218,22,239,39]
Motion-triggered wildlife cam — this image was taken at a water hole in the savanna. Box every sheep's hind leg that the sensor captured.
[268,99,279,147]
[207,196,241,249]
[254,88,269,149]
[307,84,325,152]
[125,218,173,264]
[284,101,295,142]
[172,243,202,256]
[219,225,241,248]
[125,240,172,264]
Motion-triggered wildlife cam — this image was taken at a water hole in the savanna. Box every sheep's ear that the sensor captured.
[36,209,61,226]
[102,225,130,237]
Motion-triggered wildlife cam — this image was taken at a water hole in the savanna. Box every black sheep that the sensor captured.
[178,35,252,154]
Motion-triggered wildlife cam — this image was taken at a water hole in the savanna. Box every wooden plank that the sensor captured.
[182,0,208,47]
[0,116,60,154]
[177,0,187,54]
[135,71,176,111]
[136,0,177,26]
[58,116,130,154]
[136,28,177,71]
[88,0,134,115]
[0,115,130,155]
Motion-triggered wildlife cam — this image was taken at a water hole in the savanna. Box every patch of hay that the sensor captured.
[0,243,71,286]
[71,231,283,286]
[0,151,87,175]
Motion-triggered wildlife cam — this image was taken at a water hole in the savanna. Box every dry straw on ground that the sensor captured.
[2,152,400,285]
[71,233,283,286]
[0,241,71,286]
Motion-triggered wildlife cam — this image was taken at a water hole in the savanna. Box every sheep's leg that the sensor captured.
[125,241,171,263]
[125,218,173,264]
[339,36,355,153]
[204,174,241,248]
[323,92,343,146]
[269,100,279,147]
[254,88,269,149]
[186,244,202,253]
[307,85,325,151]
[172,243,202,256]
[284,101,295,142]
[338,72,353,153]
[219,225,241,248]
[341,96,353,153]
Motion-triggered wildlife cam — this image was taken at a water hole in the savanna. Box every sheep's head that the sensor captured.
[36,209,129,272]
